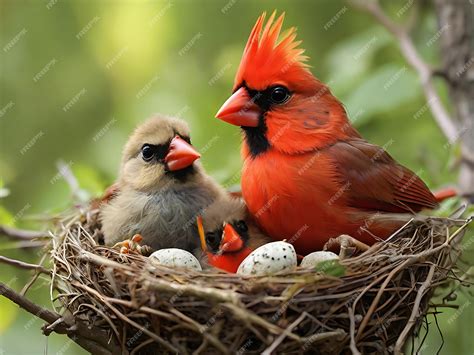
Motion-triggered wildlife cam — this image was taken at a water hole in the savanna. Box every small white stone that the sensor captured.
[149,248,202,270]
[300,251,339,268]
[237,241,297,276]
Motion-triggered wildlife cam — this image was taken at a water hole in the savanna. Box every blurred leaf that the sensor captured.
[0,205,14,226]
[0,179,10,198]
[0,188,10,199]
[0,297,18,333]
[325,26,391,94]
[73,164,106,198]
[314,259,346,277]
[344,64,421,126]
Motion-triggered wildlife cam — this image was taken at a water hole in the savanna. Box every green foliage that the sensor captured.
[0,297,18,333]
[314,259,346,277]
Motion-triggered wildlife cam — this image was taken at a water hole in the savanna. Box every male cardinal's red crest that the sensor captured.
[233,12,309,92]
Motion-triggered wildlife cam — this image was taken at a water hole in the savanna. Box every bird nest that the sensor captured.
[49,205,472,355]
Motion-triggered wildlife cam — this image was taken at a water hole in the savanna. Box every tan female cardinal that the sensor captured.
[215,12,439,255]
[101,115,227,254]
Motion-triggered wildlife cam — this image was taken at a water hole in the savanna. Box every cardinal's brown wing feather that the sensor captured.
[327,139,438,213]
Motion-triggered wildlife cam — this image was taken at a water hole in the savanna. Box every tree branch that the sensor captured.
[0,281,123,354]
[0,225,49,240]
[0,281,61,325]
[0,255,50,274]
[433,0,474,196]
[350,0,459,143]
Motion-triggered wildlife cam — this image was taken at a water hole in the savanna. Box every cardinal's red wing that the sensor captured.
[327,139,438,213]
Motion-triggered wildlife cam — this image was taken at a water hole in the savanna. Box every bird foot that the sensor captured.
[113,234,151,256]
[323,234,370,259]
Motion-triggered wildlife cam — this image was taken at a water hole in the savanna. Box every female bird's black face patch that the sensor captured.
[140,143,169,162]
[140,134,195,181]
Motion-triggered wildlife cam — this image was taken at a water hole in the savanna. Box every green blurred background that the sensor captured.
[0,0,472,354]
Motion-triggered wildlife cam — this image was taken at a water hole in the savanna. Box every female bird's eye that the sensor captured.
[270,86,290,104]
[141,144,155,162]
[235,220,248,233]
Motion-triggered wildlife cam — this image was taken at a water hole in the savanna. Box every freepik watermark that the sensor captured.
[324,6,348,31]
[3,28,27,52]
[63,88,87,112]
[20,131,45,155]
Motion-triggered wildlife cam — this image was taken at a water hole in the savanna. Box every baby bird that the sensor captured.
[197,195,270,272]
[101,115,226,254]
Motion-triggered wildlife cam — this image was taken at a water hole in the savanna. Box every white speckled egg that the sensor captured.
[300,251,339,268]
[237,241,297,276]
[149,249,202,270]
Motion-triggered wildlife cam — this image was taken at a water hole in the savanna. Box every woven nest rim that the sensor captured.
[49,205,472,354]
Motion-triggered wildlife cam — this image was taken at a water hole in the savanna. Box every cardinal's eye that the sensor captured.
[141,144,155,162]
[270,86,290,104]
[235,220,248,233]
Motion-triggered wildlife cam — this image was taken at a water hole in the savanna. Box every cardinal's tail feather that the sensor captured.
[433,187,458,202]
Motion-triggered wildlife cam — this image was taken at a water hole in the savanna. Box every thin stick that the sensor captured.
[0,255,50,274]
[350,0,458,142]
[348,307,361,355]
[0,282,60,324]
[356,259,412,340]
[262,312,307,354]
[56,160,90,203]
[130,338,154,355]
[0,225,48,240]
[73,282,179,353]
[394,265,436,354]
[1,281,123,354]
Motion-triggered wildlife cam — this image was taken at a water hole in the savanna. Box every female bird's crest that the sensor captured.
[234,11,310,91]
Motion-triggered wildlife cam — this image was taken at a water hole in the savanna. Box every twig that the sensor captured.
[73,282,179,353]
[56,160,89,203]
[0,255,50,274]
[21,253,49,296]
[130,338,154,355]
[0,281,61,325]
[350,0,458,142]
[356,259,412,340]
[1,279,123,354]
[348,307,362,355]
[168,308,229,354]
[0,225,48,240]
[262,312,307,354]
[394,265,436,354]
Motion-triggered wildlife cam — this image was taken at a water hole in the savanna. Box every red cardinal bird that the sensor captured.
[197,196,270,273]
[215,12,439,255]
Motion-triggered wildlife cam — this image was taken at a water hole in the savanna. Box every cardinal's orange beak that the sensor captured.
[220,223,244,252]
[164,136,201,171]
[215,87,260,127]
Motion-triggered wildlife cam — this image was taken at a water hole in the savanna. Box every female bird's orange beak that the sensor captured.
[220,223,244,252]
[215,87,260,127]
[164,136,201,171]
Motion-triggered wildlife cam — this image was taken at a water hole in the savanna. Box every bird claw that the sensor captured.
[113,234,151,255]
[323,234,370,259]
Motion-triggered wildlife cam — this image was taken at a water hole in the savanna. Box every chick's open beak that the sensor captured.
[165,136,201,171]
[220,223,244,252]
[215,87,260,127]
